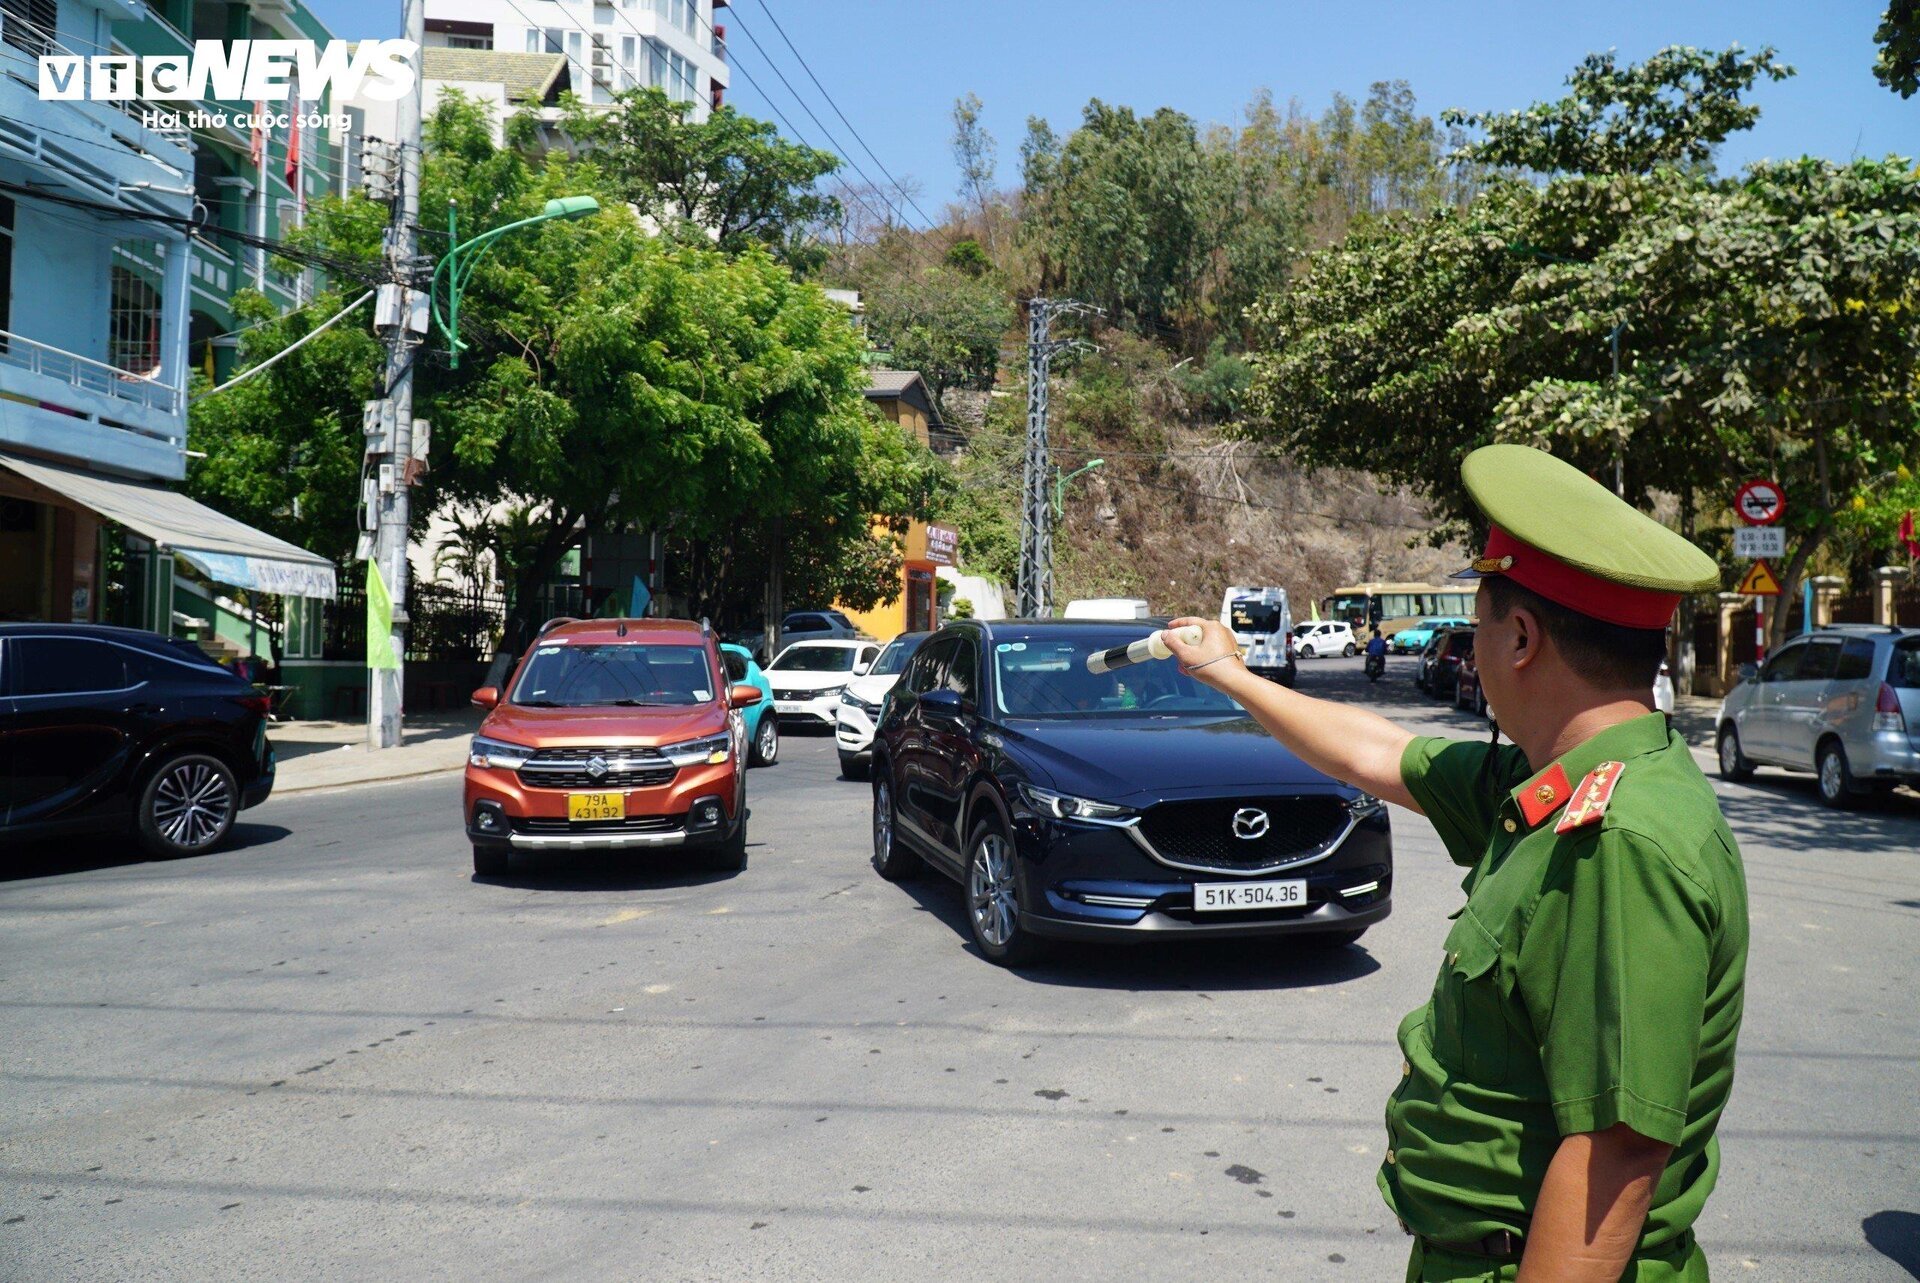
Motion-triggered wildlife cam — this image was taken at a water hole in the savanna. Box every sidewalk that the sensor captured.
[270,709,481,794]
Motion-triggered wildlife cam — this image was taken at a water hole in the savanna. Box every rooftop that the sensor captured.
[422,48,571,103]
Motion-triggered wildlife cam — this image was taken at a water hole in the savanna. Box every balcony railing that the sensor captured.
[0,328,181,418]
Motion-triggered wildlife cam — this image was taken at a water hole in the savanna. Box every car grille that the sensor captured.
[516,747,678,790]
[1136,796,1351,872]
[512,814,684,835]
[773,688,821,702]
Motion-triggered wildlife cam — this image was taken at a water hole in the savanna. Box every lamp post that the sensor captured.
[431,195,600,367]
[1054,458,1105,518]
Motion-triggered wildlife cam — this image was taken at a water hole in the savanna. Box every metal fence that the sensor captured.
[320,578,506,663]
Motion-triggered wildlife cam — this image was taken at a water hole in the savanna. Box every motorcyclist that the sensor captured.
[1364,628,1388,679]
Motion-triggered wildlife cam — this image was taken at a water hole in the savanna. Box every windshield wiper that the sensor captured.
[515,699,563,707]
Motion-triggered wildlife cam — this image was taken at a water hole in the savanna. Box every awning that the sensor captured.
[0,451,338,600]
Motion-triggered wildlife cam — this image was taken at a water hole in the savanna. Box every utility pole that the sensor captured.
[367,0,425,749]
[1016,298,1095,618]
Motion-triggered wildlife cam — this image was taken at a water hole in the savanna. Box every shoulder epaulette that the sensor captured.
[1555,761,1625,834]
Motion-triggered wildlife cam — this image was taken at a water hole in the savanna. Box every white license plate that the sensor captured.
[1194,879,1306,912]
[776,701,808,714]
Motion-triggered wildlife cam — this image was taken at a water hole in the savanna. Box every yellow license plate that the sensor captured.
[568,792,625,822]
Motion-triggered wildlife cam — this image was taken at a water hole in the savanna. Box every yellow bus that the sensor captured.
[1323,582,1478,637]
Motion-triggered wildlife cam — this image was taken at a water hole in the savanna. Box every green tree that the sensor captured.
[557,87,841,261]
[951,92,999,251]
[1443,45,1793,176]
[1877,0,1920,97]
[861,259,1012,404]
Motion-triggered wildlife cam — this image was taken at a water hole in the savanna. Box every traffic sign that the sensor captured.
[1733,526,1785,559]
[1736,559,1782,596]
[1735,479,1785,526]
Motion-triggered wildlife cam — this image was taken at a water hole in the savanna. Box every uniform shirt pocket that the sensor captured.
[1430,909,1513,1086]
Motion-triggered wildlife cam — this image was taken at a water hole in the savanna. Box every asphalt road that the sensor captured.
[3,656,1916,1281]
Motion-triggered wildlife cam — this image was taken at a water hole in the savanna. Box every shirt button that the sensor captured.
[1503,818,1517,833]
[1386,1149,1397,1165]
[1402,1060,1411,1077]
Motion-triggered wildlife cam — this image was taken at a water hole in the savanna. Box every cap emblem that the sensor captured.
[1471,554,1516,573]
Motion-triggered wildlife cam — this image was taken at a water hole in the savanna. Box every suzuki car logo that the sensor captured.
[585,754,610,779]
[1231,807,1270,840]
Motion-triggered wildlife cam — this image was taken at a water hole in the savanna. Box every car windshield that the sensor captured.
[511,643,714,707]
[868,637,920,676]
[1229,600,1282,633]
[771,646,856,673]
[992,634,1244,718]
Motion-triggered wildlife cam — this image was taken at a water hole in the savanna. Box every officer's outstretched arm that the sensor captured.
[1163,619,1420,813]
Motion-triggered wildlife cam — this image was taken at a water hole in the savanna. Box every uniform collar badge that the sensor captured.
[1555,761,1626,834]
[1514,762,1573,828]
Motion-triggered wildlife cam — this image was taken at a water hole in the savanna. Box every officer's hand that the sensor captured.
[1163,617,1242,682]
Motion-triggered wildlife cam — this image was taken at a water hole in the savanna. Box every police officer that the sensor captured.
[1165,444,1744,1281]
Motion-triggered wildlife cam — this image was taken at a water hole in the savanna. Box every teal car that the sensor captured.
[720,643,780,766]
[1391,616,1473,655]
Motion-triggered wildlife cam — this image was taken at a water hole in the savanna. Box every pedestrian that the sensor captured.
[1164,443,1743,1281]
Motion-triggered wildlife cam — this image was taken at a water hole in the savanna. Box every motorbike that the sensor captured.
[1364,651,1386,682]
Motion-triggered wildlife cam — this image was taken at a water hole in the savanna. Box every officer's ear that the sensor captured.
[1506,605,1544,672]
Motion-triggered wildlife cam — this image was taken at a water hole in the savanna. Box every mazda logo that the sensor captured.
[1231,807,1270,840]
[585,754,610,779]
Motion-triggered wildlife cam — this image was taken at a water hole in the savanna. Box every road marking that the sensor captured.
[598,908,653,926]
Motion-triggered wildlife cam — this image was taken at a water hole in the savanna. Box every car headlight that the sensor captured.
[814,684,847,699]
[1346,792,1387,819]
[469,735,534,770]
[1017,783,1135,822]
[662,732,731,767]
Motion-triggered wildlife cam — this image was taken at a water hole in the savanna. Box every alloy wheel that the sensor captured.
[1819,748,1846,802]
[152,760,233,849]
[873,780,893,863]
[755,716,778,764]
[968,832,1018,948]
[1719,733,1739,776]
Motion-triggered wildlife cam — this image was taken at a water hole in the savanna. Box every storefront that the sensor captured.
[0,451,335,635]
[838,521,960,641]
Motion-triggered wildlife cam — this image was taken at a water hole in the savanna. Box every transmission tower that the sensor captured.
[1016,298,1096,617]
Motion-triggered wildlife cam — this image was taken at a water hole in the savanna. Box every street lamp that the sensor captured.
[1055,458,1105,518]
[431,195,601,368]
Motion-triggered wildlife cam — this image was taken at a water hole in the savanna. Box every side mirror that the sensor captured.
[471,686,500,709]
[853,661,872,676]
[1736,662,1758,684]
[728,683,764,709]
[919,688,963,719]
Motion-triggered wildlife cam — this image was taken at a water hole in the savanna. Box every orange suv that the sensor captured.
[464,618,763,877]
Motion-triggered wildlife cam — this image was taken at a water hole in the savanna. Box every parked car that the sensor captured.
[1417,626,1475,698]
[1454,650,1488,716]
[781,610,864,642]
[719,643,780,767]
[1393,616,1474,655]
[1716,624,1920,806]
[868,619,1392,966]
[463,618,762,877]
[766,638,883,727]
[835,632,930,779]
[0,623,276,857]
[1292,621,1357,658]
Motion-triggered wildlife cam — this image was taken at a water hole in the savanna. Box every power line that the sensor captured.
[743,0,940,232]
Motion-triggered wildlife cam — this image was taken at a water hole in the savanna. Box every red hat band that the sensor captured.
[1477,527,1680,630]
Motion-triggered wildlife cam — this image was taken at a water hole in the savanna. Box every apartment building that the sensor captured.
[0,0,335,632]
[422,0,730,119]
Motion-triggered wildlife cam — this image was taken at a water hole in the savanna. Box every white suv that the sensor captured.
[1292,621,1357,659]
[767,638,881,726]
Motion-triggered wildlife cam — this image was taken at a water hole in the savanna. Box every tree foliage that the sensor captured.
[1246,46,1920,643]
[1877,0,1920,97]
[1444,45,1793,176]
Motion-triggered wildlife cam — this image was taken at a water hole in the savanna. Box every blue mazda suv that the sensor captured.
[869,619,1393,966]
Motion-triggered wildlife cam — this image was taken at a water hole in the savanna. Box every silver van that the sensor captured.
[1716,624,1920,806]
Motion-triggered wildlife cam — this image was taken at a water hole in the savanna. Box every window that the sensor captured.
[904,638,953,695]
[770,646,856,673]
[109,257,163,376]
[722,650,747,682]
[859,646,880,669]
[1759,643,1805,683]
[1835,638,1876,682]
[1,0,56,59]
[10,638,133,696]
[784,613,827,634]
[445,32,491,49]
[647,37,668,89]
[1797,640,1842,683]
[868,636,920,677]
[1890,640,1920,690]
[944,638,978,702]
[0,194,12,339]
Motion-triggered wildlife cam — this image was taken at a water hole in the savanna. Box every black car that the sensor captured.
[868,620,1392,966]
[1416,626,1475,699]
[0,624,275,857]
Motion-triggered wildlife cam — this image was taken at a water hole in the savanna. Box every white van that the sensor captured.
[1061,598,1152,620]
[1221,586,1296,687]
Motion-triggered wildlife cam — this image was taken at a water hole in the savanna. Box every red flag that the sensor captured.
[1900,509,1919,559]
[284,104,300,193]
[249,99,264,167]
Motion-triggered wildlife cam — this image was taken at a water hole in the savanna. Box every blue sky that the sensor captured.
[309,1,1911,223]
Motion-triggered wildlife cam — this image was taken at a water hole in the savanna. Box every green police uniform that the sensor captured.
[1382,446,1747,1281]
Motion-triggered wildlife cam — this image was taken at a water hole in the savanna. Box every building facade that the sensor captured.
[420,0,729,120]
[1,0,335,633]
[835,370,960,641]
